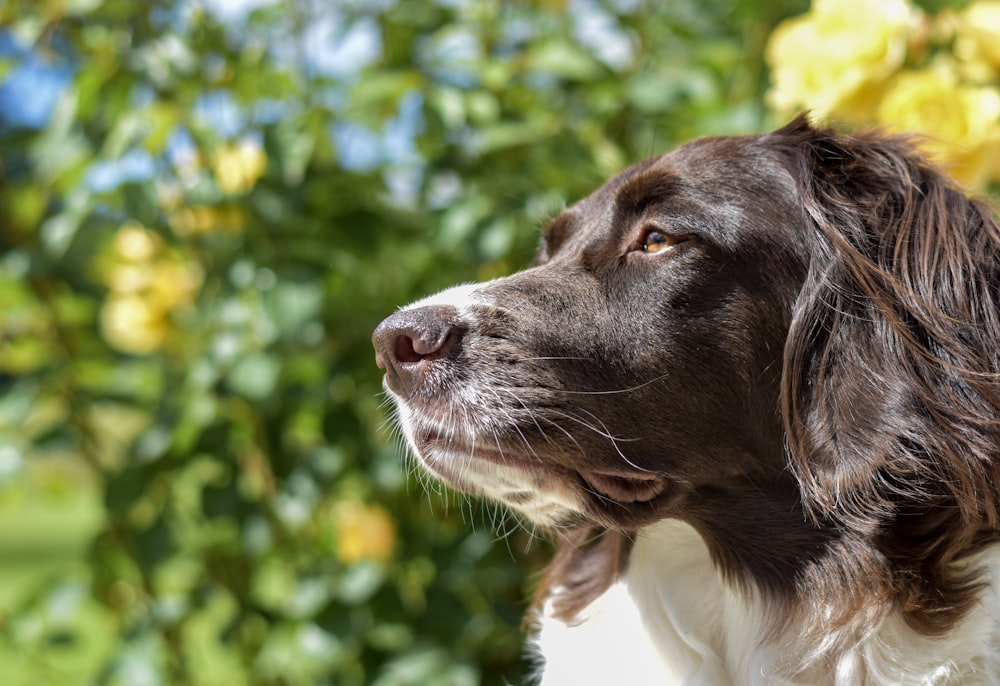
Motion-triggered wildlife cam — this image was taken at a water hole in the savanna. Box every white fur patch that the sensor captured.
[531,520,1000,685]
[403,282,488,311]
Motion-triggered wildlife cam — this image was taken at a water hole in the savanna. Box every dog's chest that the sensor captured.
[532,580,690,686]
[529,521,1000,686]
[531,521,745,686]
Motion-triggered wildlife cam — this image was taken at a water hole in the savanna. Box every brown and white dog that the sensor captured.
[373,118,1000,685]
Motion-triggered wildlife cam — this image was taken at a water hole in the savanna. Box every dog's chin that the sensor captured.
[409,429,671,529]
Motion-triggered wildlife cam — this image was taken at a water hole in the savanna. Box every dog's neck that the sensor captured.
[682,481,841,596]
[531,520,760,686]
[535,476,836,624]
[531,519,1000,685]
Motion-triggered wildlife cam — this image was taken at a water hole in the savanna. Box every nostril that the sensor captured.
[410,324,455,360]
[393,334,423,364]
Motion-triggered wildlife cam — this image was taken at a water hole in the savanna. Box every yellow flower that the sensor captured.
[333,501,396,565]
[113,223,161,262]
[169,204,245,236]
[767,0,918,122]
[102,223,204,353]
[107,264,152,293]
[877,66,1000,189]
[145,261,203,310]
[955,1,1000,81]
[107,230,203,305]
[213,138,267,195]
[100,294,170,354]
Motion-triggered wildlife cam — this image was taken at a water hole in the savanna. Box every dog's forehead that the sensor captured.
[576,134,774,213]
[638,134,772,188]
[562,135,778,237]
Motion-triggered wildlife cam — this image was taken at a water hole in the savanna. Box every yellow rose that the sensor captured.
[213,138,267,195]
[100,294,170,354]
[102,223,204,353]
[145,261,203,310]
[169,204,245,236]
[767,0,918,122]
[954,1,1000,81]
[113,223,161,262]
[333,501,396,565]
[107,264,153,294]
[108,227,202,303]
[876,66,1000,189]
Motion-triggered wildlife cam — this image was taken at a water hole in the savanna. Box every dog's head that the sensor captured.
[375,122,805,530]
[374,117,1000,629]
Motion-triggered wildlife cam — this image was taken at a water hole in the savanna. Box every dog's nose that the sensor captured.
[372,305,461,397]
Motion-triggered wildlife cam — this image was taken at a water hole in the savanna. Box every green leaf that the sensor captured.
[526,39,603,80]
[373,647,478,686]
[338,561,386,605]
[262,280,323,341]
[227,353,281,400]
[133,515,175,569]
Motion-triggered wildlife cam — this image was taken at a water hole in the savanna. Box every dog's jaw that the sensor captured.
[391,390,586,527]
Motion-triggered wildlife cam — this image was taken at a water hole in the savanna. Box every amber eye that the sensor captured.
[642,230,678,254]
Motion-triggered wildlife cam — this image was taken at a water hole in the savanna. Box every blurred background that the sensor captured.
[1,0,997,684]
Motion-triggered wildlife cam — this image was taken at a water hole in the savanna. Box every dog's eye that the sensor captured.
[642,230,681,254]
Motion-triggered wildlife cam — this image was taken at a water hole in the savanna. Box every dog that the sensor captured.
[372,117,1000,685]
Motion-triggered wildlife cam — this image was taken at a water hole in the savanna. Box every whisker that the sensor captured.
[549,408,654,474]
[497,388,554,447]
[488,388,543,460]
[535,415,590,464]
[554,372,671,396]
[547,408,639,444]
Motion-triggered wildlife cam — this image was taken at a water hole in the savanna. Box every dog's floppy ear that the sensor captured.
[774,117,1000,528]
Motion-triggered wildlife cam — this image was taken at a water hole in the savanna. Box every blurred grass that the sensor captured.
[0,459,108,684]
[0,462,101,608]
[0,467,249,686]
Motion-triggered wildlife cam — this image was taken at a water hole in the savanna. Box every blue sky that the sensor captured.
[0,32,74,129]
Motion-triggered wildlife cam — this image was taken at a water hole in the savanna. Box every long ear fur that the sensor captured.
[530,527,632,625]
[774,119,1000,631]
[778,120,1000,528]
[776,118,1000,540]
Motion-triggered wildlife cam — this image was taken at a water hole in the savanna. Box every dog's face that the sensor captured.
[374,131,812,531]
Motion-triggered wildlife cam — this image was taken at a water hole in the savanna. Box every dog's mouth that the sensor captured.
[414,430,666,505]
[578,469,666,503]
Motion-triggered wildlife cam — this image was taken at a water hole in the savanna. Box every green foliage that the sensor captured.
[0,1,808,684]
